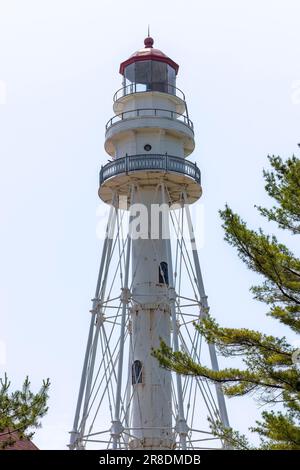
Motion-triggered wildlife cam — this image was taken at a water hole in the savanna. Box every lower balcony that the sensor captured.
[99,154,201,186]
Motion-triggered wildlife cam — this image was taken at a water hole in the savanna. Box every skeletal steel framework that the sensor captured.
[69,37,230,450]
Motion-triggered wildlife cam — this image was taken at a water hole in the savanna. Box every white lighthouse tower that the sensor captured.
[70,37,229,450]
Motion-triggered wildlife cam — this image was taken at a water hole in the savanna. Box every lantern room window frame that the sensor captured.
[123,60,176,95]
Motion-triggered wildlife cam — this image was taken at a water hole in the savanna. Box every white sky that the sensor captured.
[0,0,299,449]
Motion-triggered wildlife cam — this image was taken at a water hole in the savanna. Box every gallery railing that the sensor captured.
[99,154,201,186]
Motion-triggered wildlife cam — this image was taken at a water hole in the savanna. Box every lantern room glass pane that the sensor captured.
[151,61,168,92]
[167,65,176,93]
[135,61,152,87]
[124,63,135,84]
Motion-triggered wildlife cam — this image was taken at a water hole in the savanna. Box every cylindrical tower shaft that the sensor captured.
[130,189,173,449]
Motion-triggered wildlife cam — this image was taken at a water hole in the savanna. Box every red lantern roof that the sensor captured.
[119,37,179,75]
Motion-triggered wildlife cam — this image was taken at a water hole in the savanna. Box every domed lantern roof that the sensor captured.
[119,37,179,76]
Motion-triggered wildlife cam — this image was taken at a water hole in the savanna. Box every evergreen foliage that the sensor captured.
[154,156,300,449]
[0,374,50,449]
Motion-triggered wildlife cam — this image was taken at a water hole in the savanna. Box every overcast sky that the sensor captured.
[0,0,299,449]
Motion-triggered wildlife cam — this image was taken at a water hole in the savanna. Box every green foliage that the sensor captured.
[154,155,300,449]
[257,155,300,235]
[220,205,300,328]
[209,419,252,450]
[0,374,50,449]
[251,411,300,450]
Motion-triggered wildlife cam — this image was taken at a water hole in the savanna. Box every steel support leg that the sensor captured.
[183,191,230,429]
[69,195,117,449]
[112,185,134,449]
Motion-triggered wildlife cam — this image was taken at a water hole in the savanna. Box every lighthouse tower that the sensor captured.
[70,37,229,450]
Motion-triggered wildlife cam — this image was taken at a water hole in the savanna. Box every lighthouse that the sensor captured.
[70,37,229,450]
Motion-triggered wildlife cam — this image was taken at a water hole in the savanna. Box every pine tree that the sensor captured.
[0,374,50,449]
[154,155,300,449]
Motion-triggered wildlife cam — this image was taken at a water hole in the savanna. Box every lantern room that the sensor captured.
[119,37,179,95]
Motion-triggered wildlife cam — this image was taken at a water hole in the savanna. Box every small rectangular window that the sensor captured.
[132,360,143,385]
[159,262,169,285]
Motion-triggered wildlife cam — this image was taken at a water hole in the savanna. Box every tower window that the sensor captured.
[159,261,169,285]
[144,144,152,152]
[132,360,143,385]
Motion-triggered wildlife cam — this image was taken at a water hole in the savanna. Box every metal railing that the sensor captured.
[113,83,186,102]
[106,108,194,132]
[99,154,201,186]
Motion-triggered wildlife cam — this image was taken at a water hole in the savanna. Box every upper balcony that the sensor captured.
[113,83,187,114]
[114,82,185,102]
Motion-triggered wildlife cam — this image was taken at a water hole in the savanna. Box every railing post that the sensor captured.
[165,152,168,172]
[125,153,128,174]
